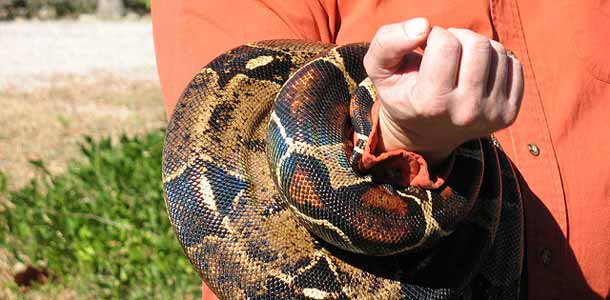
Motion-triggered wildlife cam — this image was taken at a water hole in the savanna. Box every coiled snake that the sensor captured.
[162,40,524,299]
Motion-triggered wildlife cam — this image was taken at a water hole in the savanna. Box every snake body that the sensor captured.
[162,40,523,299]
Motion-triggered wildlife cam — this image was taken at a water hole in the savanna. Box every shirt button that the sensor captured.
[528,143,540,156]
[540,248,552,266]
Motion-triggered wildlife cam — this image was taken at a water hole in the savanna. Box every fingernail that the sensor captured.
[404,18,428,38]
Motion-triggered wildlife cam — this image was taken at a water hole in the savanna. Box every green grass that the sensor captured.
[0,129,200,299]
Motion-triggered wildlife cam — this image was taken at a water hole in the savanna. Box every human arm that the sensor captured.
[363,18,524,169]
[151,0,524,298]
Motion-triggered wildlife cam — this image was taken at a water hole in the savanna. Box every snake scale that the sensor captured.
[162,40,524,299]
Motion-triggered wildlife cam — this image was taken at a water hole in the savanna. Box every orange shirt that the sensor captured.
[152,1,610,299]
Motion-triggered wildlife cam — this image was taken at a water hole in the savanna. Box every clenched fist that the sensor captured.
[363,18,524,168]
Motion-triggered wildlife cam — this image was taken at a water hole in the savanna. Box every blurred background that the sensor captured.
[0,1,200,299]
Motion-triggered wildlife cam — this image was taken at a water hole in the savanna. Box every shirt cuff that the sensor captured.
[354,101,455,189]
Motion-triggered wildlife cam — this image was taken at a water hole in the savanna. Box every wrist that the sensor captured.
[377,105,454,169]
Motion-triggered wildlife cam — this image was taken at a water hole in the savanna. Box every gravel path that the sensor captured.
[0,19,158,91]
[0,19,165,190]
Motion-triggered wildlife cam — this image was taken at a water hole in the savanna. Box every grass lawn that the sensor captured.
[0,130,200,299]
[0,77,200,299]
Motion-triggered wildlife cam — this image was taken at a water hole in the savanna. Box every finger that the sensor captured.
[504,52,524,125]
[364,17,430,80]
[447,28,492,97]
[417,27,461,95]
[487,40,508,98]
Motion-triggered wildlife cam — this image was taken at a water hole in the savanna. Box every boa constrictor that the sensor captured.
[162,40,524,300]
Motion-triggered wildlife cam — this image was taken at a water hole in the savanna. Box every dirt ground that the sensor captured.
[0,18,163,188]
[0,74,165,189]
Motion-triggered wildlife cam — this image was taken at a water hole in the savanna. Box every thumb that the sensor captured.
[364,17,430,79]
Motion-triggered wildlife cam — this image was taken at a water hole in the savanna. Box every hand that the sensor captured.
[363,18,524,168]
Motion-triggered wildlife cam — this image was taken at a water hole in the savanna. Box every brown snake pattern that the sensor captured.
[162,40,524,299]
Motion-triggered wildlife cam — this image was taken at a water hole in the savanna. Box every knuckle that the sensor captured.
[513,58,523,71]
[484,105,513,130]
[438,36,461,51]
[451,97,481,127]
[490,40,507,56]
[457,90,483,107]
[465,36,491,53]
[375,25,393,43]
[452,110,479,127]
[501,107,519,127]
[509,57,524,82]
[371,25,392,51]
[370,36,385,53]
[503,114,518,127]
[430,29,460,51]
[409,101,428,116]
[508,52,523,68]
